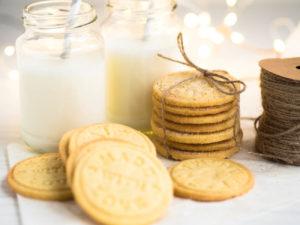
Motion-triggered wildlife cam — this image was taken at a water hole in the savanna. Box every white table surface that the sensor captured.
[1,78,300,225]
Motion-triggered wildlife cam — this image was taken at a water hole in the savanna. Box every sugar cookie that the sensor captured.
[73,140,173,225]
[154,131,242,152]
[153,70,239,107]
[154,140,239,160]
[154,106,237,124]
[153,96,236,116]
[170,158,254,201]
[69,123,156,156]
[67,139,155,186]
[151,120,237,144]
[59,129,77,163]
[7,153,72,201]
[152,112,236,133]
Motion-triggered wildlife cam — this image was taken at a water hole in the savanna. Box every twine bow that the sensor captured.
[158,33,246,96]
[156,33,246,158]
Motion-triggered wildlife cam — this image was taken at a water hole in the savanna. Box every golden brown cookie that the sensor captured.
[152,112,236,133]
[154,106,237,124]
[155,130,242,152]
[153,96,237,116]
[66,124,156,185]
[68,123,156,157]
[151,120,238,144]
[7,153,72,201]
[67,138,156,186]
[72,140,173,225]
[59,129,77,164]
[170,158,254,201]
[153,70,239,107]
[154,140,239,160]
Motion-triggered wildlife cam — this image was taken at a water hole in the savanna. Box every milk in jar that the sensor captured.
[103,0,181,131]
[16,1,105,152]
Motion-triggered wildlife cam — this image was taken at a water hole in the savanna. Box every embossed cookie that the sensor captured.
[152,112,236,133]
[68,123,156,156]
[59,129,77,163]
[153,96,237,116]
[73,140,173,225]
[154,140,239,160]
[155,131,242,152]
[154,106,237,124]
[151,120,238,144]
[153,70,239,107]
[7,153,72,201]
[67,124,156,184]
[67,139,155,186]
[170,158,254,201]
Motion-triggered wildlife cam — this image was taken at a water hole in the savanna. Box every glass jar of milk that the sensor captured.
[102,0,180,132]
[16,1,105,152]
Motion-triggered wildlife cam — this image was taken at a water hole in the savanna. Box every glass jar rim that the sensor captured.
[23,0,97,29]
[106,0,177,13]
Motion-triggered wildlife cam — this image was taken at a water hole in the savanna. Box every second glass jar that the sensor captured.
[102,0,181,131]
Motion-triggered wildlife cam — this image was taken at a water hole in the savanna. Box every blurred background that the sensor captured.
[1,0,299,79]
[0,0,299,130]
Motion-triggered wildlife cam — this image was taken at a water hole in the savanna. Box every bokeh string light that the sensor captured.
[2,45,18,80]
[1,1,296,80]
[4,45,15,57]
[183,0,295,59]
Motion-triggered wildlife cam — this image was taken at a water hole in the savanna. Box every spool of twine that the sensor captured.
[255,57,300,166]
[156,33,246,158]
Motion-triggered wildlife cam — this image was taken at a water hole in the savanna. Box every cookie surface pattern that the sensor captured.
[170,158,254,201]
[66,139,154,186]
[153,70,238,107]
[7,153,72,201]
[68,123,156,156]
[73,141,173,225]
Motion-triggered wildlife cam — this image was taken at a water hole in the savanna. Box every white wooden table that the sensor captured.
[2,78,300,225]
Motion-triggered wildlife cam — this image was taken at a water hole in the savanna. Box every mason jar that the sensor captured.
[16,0,105,152]
[102,0,181,132]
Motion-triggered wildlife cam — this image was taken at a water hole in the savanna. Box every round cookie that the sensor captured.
[68,123,156,156]
[155,131,242,152]
[153,96,237,116]
[72,140,173,225]
[59,129,77,164]
[154,140,239,160]
[7,153,72,201]
[67,124,156,184]
[153,70,239,107]
[66,139,155,186]
[154,106,237,124]
[152,113,236,133]
[170,158,254,201]
[151,120,237,144]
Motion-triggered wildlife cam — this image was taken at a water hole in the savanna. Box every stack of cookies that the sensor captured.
[151,70,242,160]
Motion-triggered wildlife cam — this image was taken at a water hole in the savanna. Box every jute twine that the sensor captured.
[156,33,246,158]
[255,68,300,166]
